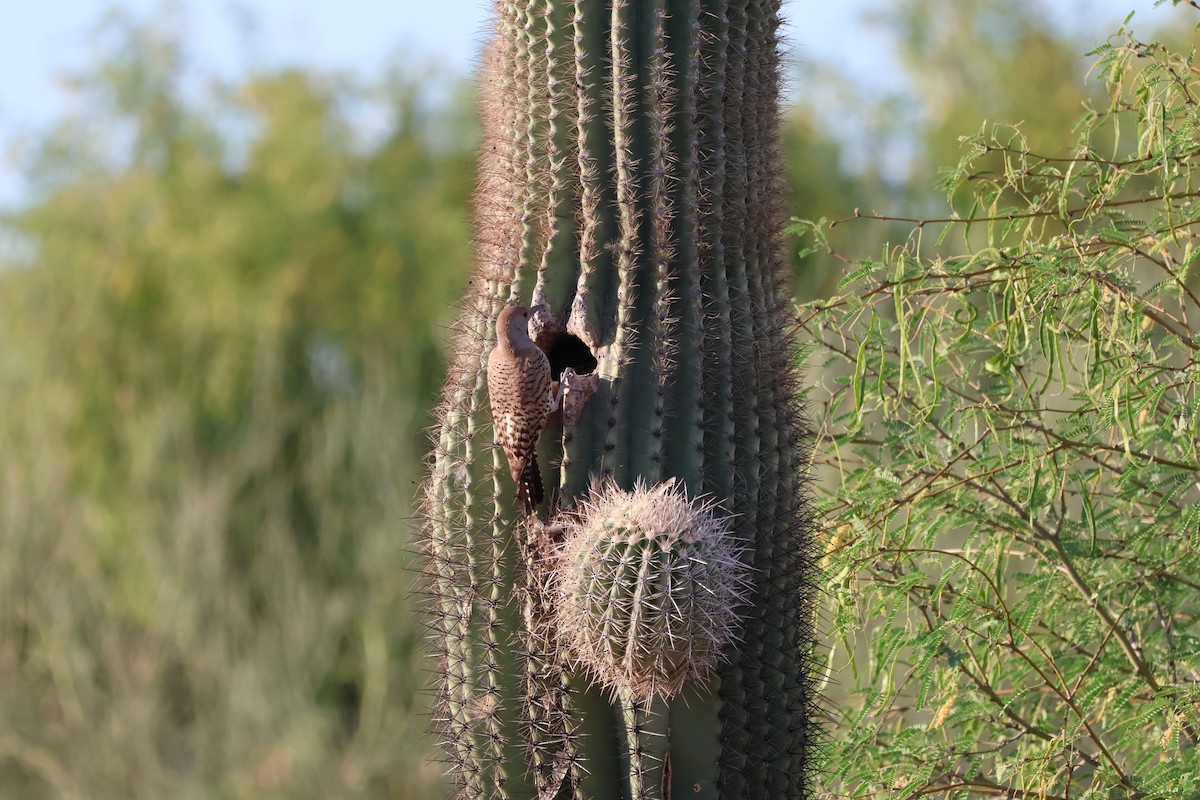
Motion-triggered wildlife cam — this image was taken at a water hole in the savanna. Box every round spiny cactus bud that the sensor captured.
[553,479,752,701]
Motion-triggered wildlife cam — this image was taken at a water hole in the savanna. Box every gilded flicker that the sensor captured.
[487,305,556,513]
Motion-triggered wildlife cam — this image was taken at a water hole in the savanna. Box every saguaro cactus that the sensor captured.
[422,0,817,798]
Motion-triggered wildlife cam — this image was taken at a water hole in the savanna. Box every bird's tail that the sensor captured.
[516,455,544,514]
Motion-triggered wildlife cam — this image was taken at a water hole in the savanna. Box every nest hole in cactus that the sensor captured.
[540,330,597,382]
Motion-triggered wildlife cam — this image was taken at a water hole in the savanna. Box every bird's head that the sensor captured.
[497,304,531,344]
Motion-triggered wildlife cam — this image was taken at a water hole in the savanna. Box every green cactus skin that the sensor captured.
[421,0,819,797]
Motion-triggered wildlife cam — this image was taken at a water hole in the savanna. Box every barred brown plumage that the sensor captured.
[487,304,555,514]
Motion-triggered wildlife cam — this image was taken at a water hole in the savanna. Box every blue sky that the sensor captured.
[0,1,1184,206]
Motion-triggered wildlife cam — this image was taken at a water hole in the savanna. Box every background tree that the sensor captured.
[800,19,1200,798]
[0,17,472,798]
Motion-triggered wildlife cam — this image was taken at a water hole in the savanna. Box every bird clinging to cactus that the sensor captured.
[487,304,556,513]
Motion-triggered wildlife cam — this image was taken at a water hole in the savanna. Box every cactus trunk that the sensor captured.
[422,0,818,798]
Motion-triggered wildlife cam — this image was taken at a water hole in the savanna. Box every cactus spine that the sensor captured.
[422,0,818,797]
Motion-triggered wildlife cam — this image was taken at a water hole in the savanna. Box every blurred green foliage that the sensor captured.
[0,16,473,799]
[0,3,1180,798]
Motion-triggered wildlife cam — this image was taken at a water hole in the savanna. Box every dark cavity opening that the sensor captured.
[541,331,597,382]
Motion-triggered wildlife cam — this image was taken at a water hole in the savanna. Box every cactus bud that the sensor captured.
[553,479,752,701]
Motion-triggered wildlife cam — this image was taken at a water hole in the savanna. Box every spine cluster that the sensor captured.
[422,1,819,797]
[554,480,751,701]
